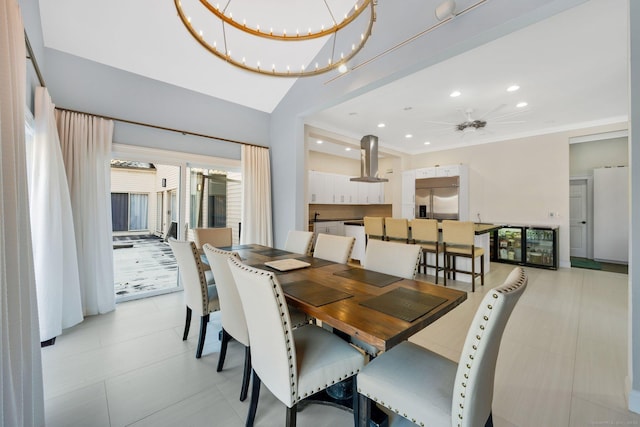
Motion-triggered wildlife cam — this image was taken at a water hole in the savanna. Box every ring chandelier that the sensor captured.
[174,0,376,77]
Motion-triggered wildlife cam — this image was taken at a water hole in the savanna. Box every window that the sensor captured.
[110,192,149,231]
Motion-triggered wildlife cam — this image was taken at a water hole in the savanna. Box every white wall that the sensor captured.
[403,122,627,268]
[570,137,629,176]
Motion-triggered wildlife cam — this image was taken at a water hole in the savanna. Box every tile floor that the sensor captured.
[42,263,640,426]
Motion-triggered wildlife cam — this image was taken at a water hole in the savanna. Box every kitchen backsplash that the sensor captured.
[309,204,392,222]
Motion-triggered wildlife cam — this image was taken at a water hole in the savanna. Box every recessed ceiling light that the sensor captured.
[377,123,386,128]
[405,134,413,139]
[345,147,351,151]
[338,64,348,74]
[450,90,461,97]
[424,141,431,145]
[316,140,323,144]
[516,102,528,108]
[507,85,520,92]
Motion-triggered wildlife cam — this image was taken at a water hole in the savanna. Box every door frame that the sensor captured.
[569,176,594,259]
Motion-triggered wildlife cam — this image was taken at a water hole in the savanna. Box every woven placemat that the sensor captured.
[284,280,353,307]
[360,288,447,322]
[333,268,402,288]
[294,256,334,268]
[251,248,293,257]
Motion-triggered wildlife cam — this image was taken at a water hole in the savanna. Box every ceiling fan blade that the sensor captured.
[491,109,530,120]
[424,120,456,126]
[491,120,526,125]
[477,103,507,120]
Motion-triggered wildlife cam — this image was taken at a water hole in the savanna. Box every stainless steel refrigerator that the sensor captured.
[415,177,459,220]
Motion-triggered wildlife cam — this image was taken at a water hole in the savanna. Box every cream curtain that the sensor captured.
[0,0,45,424]
[240,145,273,246]
[26,87,83,341]
[56,109,116,315]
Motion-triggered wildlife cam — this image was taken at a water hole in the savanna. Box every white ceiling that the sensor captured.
[307,0,629,155]
[38,0,628,155]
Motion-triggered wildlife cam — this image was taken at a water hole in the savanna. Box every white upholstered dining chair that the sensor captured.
[202,244,251,401]
[168,239,219,359]
[193,227,233,249]
[362,239,422,279]
[313,233,355,264]
[356,267,528,427]
[283,230,314,255]
[227,256,365,427]
[202,244,311,401]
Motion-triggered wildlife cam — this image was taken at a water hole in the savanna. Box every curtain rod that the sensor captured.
[55,107,268,149]
[25,30,45,87]
[24,32,265,149]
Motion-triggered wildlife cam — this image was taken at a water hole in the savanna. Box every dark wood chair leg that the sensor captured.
[435,248,439,284]
[484,411,493,427]
[471,251,475,293]
[246,370,261,427]
[285,404,297,427]
[240,346,251,402]
[217,328,231,371]
[352,377,359,427]
[357,393,371,427]
[182,306,192,340]
[481,254,485,287]
[195,314,209,359]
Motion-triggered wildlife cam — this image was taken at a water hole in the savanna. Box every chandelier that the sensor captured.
[174,0,376,77]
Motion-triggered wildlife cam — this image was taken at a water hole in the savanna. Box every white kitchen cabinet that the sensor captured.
[435,165,461,177]
[415,167,436,179]
[401,203,415,220]
[308,171,335,204]
[313,221,344,236]
[402,170,416,205]
[309,171,386,205]
[358,182,384,204]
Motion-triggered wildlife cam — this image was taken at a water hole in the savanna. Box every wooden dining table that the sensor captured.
[220,243,467,356]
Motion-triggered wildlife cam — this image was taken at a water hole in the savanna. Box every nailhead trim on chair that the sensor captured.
[190,242,220,313]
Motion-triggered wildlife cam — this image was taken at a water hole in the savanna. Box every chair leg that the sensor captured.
[285,404,297,427]
[240,346,252,402]
[246,370,261,427]
[443,253,448,287]
[481,254,485,287]
[435,249,439,285]
[217,328,231,372]
[471,252,475,293]
[195,314,209,359]
[182,306,192,340]
[352,377,359,427]
[357,393,371,427]
[484,411,493,427]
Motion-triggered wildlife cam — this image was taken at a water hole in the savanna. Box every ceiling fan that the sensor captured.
[425,104,527,135]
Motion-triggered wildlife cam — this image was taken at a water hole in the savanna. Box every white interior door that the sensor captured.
[570,180,588,258]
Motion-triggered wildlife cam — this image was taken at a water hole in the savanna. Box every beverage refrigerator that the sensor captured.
[493,225,558,270]
[525,226,558,269]
[496,226,525,264]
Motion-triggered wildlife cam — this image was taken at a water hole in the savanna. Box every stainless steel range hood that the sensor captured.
[350,135,389,183]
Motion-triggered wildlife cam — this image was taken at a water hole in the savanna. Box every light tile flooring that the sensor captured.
[41,263,640,426]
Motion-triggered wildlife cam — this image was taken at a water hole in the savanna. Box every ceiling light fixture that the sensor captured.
[345,147,352,151]
[424,141,431,145]
[377,123,386,128]
[316,140,323,144]
[435,0,457,21]
[405,134,413,138]
[516,102,528,108]
[175,0,376,77]
[450,90,461,97]
[507,85,520,92]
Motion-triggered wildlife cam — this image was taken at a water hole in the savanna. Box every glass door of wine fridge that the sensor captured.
[525,227,558,269]
[496,226,524,264]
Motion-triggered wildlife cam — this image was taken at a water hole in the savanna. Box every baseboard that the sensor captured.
[629,388,640,414]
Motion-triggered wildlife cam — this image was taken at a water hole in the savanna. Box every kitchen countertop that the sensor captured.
[340,220,502,235]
